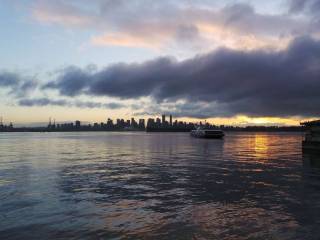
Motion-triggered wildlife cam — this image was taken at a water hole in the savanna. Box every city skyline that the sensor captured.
[1,1,320,125]
[0,113,304,133]
[0,113,306,129]
[0,112,307,127]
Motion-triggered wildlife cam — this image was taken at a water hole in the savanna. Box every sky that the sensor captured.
[0,0,320,126]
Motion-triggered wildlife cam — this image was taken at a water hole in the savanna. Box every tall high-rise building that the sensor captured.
[162,114,166,125]
[147,118,155,128]
[131,118,137,128]
[170,115,172,126]
[139,119,145,129]
[75,120,81,129]
[156,118,161,126]
[106,118,113,128]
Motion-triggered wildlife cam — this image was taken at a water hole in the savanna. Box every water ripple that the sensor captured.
[1,132,320,239]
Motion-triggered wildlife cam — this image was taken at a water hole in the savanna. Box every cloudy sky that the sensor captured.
[0,0,320,125]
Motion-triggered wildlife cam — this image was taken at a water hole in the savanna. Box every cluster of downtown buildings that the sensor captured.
[0,114,305,132]
[47,114,201,132]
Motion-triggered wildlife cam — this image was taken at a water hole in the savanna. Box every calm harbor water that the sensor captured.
[1,132,320,240]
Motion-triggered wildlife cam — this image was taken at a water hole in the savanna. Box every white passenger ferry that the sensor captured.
[191,127,224,139]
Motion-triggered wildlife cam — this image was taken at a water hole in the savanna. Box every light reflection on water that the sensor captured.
[1,132,320,239]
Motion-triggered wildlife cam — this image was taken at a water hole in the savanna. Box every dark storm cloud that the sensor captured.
[44,36,320,118]
[44,66,91,96]
[0,72,21,87]
[19,98,67,107]
[73,101,124,109]
[0,71,37,97]
[43,57,179,98]
[18,97,125,109]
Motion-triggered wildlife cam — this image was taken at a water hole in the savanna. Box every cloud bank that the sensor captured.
[0,71,37,97]
[40,36,320,118]
[31,0,318,52]
[18,98,125,109]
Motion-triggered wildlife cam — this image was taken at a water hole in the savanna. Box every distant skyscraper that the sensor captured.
[139,119,145,129]
[131,118,137,128]
[106,118,113,128]
[156,118,161,126]
[170,115,172,126]
[147,118,155,128]
[75,120,81,129]
[162,114,166,125]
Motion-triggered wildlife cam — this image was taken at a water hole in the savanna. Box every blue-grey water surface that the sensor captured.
[1,132,320,240]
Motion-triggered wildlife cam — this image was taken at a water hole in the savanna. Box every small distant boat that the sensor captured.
[191,127,224,139]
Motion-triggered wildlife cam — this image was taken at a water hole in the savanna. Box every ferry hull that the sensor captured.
[195,135,224,139]
[190,130,224,139]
